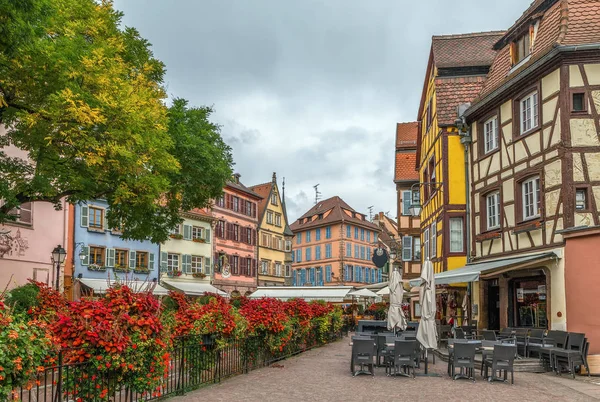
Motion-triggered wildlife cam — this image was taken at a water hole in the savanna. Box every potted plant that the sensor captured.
[167,270,183,277]
[134,266,150,274]
[169,233,184,240]
[192,272,207,279]
[192,238,206,243]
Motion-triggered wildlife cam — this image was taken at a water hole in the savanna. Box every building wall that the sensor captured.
[564,230,600,354]
[212,185,259,294]
[292,222,381,286]
[257,183,288,285]
[418,69,467,274]
[0,133,69,290]
[159,212,213,283]
[396,184,422,279]
[73,200,159,282]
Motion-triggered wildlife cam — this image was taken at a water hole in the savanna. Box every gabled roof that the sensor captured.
[248,181,273,224]
[226,179,262,199]
[474,0,600,104]
[395,122,418,148]
[395,122,419,182]
[432,31,506,69]
[289,196,380,232]
[435,75,488,125]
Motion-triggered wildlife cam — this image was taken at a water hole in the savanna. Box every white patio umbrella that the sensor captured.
[416,259,438,351]
[348,288,378,298]
[376,286,390,296]
[387,268,407,333]
[462,293,469,326]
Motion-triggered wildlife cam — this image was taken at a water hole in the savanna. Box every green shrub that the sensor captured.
[6,283,39,315]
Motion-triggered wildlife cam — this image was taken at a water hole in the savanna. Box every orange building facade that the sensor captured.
[290,196,382,286]
[212,174,261,295]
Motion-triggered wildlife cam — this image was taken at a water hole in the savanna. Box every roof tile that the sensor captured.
[395,153,419,182]
[289,196,379,232]
[395,122,418,148]
[432,31,505,68]
[436,76,488,125]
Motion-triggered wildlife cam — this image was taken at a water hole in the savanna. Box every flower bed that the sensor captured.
[1,282,345,401]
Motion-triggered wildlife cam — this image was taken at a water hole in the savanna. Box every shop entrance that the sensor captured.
[487,283,500,331]
[509,274,548,328]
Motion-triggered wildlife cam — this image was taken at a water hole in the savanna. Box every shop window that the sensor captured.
[449,218,464,253]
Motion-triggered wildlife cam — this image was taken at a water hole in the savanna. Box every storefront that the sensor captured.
[410,251,565,331]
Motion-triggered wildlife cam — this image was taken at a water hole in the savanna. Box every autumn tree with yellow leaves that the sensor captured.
[0,0,233,242]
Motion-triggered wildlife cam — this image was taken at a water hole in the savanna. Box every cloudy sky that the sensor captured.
[113,0,527,222]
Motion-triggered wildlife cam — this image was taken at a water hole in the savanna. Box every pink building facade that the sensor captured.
[1,126,70,290]
[212,174,261,295]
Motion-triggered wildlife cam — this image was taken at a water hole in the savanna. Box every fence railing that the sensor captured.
[17,328,348,402]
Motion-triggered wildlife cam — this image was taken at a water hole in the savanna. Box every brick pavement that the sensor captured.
[173,337,600,402]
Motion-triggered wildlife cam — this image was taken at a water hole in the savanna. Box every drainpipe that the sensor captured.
[457,111,472,325]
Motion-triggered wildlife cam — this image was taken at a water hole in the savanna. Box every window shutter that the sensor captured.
[378,269,382,283]
[81,246,89,266]
[108,248,116,268]
[402,190,412,215]
[80,206,89,227]
[402,236,413,261]
[105,248,110,267]
[205,228,211,243]
[292,272,297,286]
[103,210,108,231]
[160,252,168,271]
[129,250,136,269]
[149,253,155,270]
[204,256,211,274]
[183,254,191,273]
[183,224,192,240]
[326,266,332,282]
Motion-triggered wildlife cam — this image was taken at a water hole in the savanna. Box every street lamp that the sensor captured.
[51,245,67,291]
[408,182,444,217]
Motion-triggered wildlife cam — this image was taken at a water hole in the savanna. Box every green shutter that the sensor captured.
[129,250,136,269]
[205,257,211,274]
[106,248,115,267]
[103,209,108,231]
[183,224,192,240]
[205,228,211,243]
[402,236,413,261]
[160,252,168,272]
[81,246,89,266]
[183,254,191,273]
[149,253,155,270]
[80,206,89,227]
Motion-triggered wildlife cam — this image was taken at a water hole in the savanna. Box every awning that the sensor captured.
[161,280,228,297]
[78,278,169,296]
[409,252,558,287]
[250,286,354,302]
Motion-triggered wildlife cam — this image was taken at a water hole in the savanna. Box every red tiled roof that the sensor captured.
[436,75,488,125]
[432,31,506,68]
[395,152,419,182]
[395,122,418,148]
[289,196,380,232]
[248,182,273,223]
[478,0,600,99]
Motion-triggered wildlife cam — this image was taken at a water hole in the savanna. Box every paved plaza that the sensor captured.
[174,337,600,402]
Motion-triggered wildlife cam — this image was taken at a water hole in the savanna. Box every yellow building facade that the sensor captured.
[416,32,504,275]
[250,173,292,286]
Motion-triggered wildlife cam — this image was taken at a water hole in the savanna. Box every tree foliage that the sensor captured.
[0,0,233,242]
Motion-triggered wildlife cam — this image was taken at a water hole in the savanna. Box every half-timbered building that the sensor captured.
[463,0,600,334]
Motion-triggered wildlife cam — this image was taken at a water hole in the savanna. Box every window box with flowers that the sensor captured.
[88,264,107,272]
[134,266,150,274]
[169,234,184,240]
[113,264,130,273]
[192,272,207,279]
[167,270,183,277]
[192,238,206,243]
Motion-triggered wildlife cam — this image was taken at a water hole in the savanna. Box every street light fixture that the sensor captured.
[51,245,67,291]
[408,182,444,217]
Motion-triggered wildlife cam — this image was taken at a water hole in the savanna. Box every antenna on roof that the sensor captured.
[368,206,374,221]
[314,184,321,205]
[385,211,390,217]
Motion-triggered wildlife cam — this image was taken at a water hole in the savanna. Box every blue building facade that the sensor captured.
[73,200,159,282]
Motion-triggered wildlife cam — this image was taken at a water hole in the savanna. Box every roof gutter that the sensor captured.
[464,44,600,120]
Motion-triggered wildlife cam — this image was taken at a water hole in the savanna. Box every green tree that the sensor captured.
[0,0,233,242]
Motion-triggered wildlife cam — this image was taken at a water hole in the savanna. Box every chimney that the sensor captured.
[272,172,277,183]
[233,173,241,184]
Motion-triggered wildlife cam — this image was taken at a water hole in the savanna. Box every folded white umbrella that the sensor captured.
[416,260,438,350]
[387,269,407,332]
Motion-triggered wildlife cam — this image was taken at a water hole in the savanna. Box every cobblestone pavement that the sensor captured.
[173,337,600,402]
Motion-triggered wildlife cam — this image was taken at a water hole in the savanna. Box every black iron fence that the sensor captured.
[16,328,348,402]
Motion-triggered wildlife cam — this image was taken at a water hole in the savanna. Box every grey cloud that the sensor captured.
[114,0,529,222]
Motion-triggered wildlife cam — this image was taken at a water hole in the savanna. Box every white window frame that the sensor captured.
[401,236,413,262]
[522,176,541,220]
[423,228,430,261]
[575,189,587,210]
[449,218,464,253]
[285,264,291,277]
[484,116,498,154]
[402,190,412,216]
[191,256,203,274]
[167,253,180,272]
[261,260,269,274]
[430,223,436,258]
[520,91,539,134]
[275,213,282,227]
[486,191,501,230]
[192,226,203,240]
[266,210,274,224]
[275,262,282,277]
[414,237,421,261]
[285,240,292,252]
[271,192,278,205]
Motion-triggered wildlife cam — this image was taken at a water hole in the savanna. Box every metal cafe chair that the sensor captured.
[452,342,477,382]
[553,332,588,378]
[483,344,517,384]
[351,338,376,376]
[389,340,418,378]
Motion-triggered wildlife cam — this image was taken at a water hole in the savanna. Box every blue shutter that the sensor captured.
[378,269,382,283]
[326,227,331,239]
[316,228,321,241]
[346,225,351,238]
[292,272,297,286]
[326,266,331,282]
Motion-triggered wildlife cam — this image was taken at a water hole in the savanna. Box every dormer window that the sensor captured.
[510,23,537,68]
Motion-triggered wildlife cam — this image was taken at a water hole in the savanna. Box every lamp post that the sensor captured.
[51,245,67,291]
